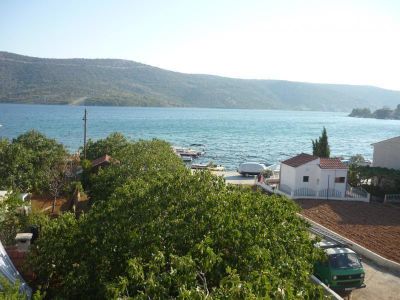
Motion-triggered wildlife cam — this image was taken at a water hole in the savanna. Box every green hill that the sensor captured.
[1,51,400,111]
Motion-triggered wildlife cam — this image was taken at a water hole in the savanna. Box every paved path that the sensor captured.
[351,259,400,300]
[211,171,257,185]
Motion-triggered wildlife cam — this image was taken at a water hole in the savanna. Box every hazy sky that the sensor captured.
[1,0,399,90]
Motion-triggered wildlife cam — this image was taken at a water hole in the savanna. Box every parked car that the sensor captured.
[314,240,366,292]
[237,162,267,176]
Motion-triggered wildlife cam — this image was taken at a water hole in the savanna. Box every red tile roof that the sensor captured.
[91,154,112,168]
[319,158,348,169]
[281,153,318,167]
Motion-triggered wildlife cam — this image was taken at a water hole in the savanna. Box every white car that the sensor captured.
[238,162,267,176]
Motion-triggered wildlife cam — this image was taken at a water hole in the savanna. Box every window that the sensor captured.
[303,176,309,182]
[335,177,345,183]
[329,253,361,269]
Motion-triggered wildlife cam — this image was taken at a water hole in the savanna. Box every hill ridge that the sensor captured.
[1,51,400,111]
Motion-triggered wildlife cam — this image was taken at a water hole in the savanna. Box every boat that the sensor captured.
[191,163,209,170]
[172,146,205,158]
[208,165,225,171]
[181,155,193,162]
[191,163,225,171]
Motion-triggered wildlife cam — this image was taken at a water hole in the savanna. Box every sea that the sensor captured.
[0,103,399,170]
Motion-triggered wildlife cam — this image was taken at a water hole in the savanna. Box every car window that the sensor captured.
[329,253,361,269]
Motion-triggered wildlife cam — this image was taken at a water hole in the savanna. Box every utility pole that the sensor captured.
[83,109,87,160]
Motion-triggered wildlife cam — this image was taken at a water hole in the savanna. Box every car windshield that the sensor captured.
[329,253,361,269]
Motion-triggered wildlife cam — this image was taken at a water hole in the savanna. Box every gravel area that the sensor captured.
[295,199,400,263]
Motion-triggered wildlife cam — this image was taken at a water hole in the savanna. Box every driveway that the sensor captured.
[351,258,400,300]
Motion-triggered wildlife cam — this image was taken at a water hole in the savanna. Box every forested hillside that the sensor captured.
[1,51,400,111]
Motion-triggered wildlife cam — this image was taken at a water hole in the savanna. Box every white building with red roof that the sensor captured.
[279,153,351,199]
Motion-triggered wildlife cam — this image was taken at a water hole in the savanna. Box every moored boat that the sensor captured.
[181,155,193,162]
[191,162,224,171]
[172,146,205,158]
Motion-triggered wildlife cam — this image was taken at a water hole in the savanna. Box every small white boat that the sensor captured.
[191,163,225,171]
[191,163,209,170]
[181,155,192,162]
[208,165,225,171]
[172,146,204,158]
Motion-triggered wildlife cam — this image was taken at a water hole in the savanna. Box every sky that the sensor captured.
[1,0,400,90]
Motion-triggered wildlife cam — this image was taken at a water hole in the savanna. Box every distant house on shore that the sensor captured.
[371,136,400,170]
[279,153,349,199]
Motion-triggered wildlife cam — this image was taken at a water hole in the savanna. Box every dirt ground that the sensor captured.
[31,193,90,216]
[295,199,400,263]
[31,194,70,214]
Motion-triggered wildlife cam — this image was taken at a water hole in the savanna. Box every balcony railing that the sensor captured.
[257,183,370,202]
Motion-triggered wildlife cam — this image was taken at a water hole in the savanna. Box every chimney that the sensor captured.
[15,233,33,252]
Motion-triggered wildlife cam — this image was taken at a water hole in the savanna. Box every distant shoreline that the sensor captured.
[0,102,349,113]
[349,105,400,120]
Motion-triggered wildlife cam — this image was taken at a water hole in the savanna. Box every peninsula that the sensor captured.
[349,104,400,120]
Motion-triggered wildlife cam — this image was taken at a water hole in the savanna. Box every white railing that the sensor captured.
[346,184,369,199]
[384,194,400,203]
[318,188,342,198]
[294,187,316,197]
[257,183,370,202]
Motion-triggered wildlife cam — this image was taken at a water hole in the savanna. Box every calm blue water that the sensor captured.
[0,104,399,170]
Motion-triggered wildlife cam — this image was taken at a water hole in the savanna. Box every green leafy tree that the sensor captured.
[312,127,330,158]
[0,192,26,245]
[0,130,67,193]
[347,155,366,187]
[30,138,325,299]
[87,138,185,203]
[348,108,372,118]
[349,154,365,166]
[373,107,393,119]
[83,132,130,161]
[349,165,400,195]
[0,277,24,299]
[0,276,44,299]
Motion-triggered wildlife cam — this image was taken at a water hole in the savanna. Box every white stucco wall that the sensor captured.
[279,163,296,192]
[280,159,320,192]
[280,159,348,196]
[317,168,347,196]
[373,138,400,170]
[293,160,320,192]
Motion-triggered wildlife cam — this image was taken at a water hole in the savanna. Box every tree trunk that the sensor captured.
[52,195,57,213]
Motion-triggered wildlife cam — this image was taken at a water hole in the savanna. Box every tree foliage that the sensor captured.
[348,165,400,196]
[83,132,130,161]
[29,136,325,299]
[349,108,372,118]
[0,130,67,193]
[312,127,330,158]
[349,104,400,120]
[0,276,43,300]
[87,138,185,203]
[0,192,26,245]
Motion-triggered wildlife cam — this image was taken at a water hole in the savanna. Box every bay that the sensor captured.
[0,103,399,170]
